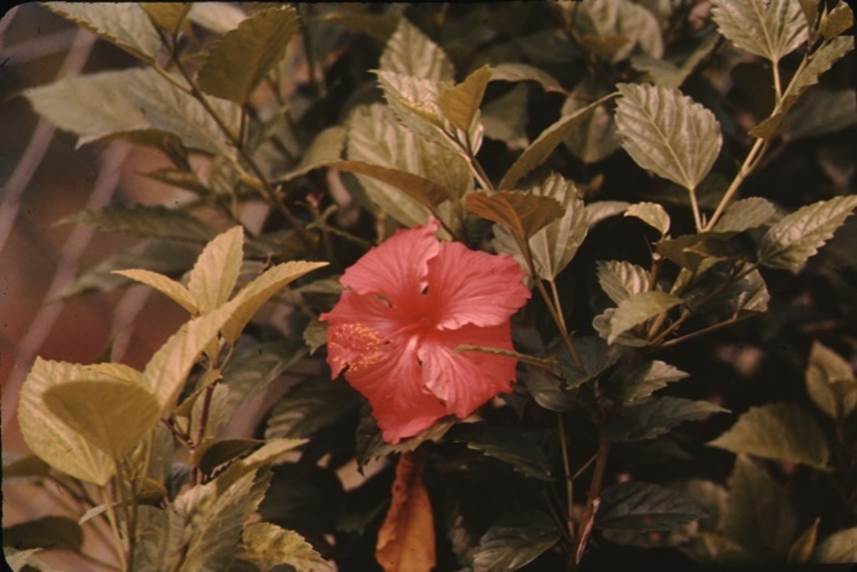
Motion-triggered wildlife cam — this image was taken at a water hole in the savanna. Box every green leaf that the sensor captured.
[606,359,689,403]
[375,70,449,143]
[498,92,618,189]
[187,226,244,313]
[265,378,360,439]
[43,379,160,460]
[615,83,722,191]
[346,103,471,227]
[24,68,240,158]
[215,439,306,493]
[709,403,830,469]
[721,456,798,559]
[356,416,455,467]
[630,32,720,89]
[781,87,857,139]
[820,2,854,39]
[465,191,562,243]
[757,195,857,272]
[489,62,564,93]
[2,455,51,481]
[597,260,652,305]
[380,18,454,81]
[132,507,184,571]
[240,522,334,572]
[472,511,560,572]
[60,205,213,243]
[438,65,492,131]
[570,0,665,63]
[335,160,449,209]
[805,341,857,419]
[46,2,162,62]
[198,439,264,478]
[585,201,632,226]
[600,291,681,345]
[482,84,529,149]
[788,518,820,564]
[493,174,587,279]
[2,516,83,552]
[561,80,621,163]
[712,197,779,232]
[597,482,707,531]
[711,0,807,61]
[18,360,145,484]
[140,3,191,35]
[751,36,854,138]
[222,261,329,343]
[449,423,552,480]
[522,368,574,412]
[280,126,346,182]
[302,319,327,355]
[198,6,299,103]
[656,232,746,270]
[815,527,857,563]
[606,396,725,441]
[625,202,670,236]
[112,268,197,313]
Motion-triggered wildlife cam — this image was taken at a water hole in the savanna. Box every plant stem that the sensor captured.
[704,137,766,231]
[557,413,577,544]
[687,187,703,231]
[573,436,610,566]
[772,58,783,101]
[100,487,128,572]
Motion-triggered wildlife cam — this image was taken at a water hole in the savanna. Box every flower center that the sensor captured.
[328,323,383,374]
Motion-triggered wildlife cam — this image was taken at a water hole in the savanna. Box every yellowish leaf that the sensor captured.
[112,268,197,314]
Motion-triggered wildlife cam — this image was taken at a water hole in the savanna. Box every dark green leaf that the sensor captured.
[3,516,83,552]
[472,511,560,572]
[805,341,857,420]
[712,197,778,232]
[265,378,360,440]
[606,359,689,404]
[597,481,707,531]
[60,206,213,243]
[449,423,552,480]
[606,396,726,441]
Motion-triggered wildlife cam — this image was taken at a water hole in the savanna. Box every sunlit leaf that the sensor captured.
[46,2,162,62]
[820,1,854,39]
[471,511,560,572]
[465,191,561,244]
[437,65,492,131]
[188,2,247,33]
[709,403,830,469]
[187,226,244,313]
[561,80,621,163]
[198,6,299,103]
[570,0,664,63]
[788,518,820,564]
[712,197,778,232]
[113,268,197,313]
[490,62,564,93]
[597,481,706,531]
[499,93,617,189]
[44,379,160,460]
[242,522,334,572]
[615,83,722,191]
[625,202,670,236]
[280,126,346,182]
[376,453,436,572]
[815,527,857,563]
[597,260,652,305]
[585,201,632,226]
[380,18,454,81]
[711,0,807,61]
[600,291,681,345]
[140,3,191,35]
[757,195,857,272]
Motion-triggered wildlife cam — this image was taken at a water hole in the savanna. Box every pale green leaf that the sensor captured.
[24,68,240,158]
[346,103,470,227]
[187,226,244,313]
[597,481,706,531]
[489,62,564,93]
[561,82,621,163]
[601,291,681,344]
[630,32,720,89]
[46,2,162,62]
[712,197,778,232]
[820,2,854,39]
[281,126,346,182]
[815,527,857,563]
[615,83,722,191]
[721,456,798,559]
[499,92,618,190]
[606,396,725,441]
[188,2,247,33]
[140,3,191,35]
[751,36,854,138]
[241,522,334,572]
[472,511,560,572]
[222,261,329,343]
[585,201,632,226]
[19,359,137,484]
[711,0,808,61]
[597,260,652,305]
[571,0,665,63]
[198,6,299,103]
[493,174,588,279]
[375,70,449,143]
[438,65,492,131]
[112,269,197,314]
[625,201,670,236]
[302,319,327,355]
[805,341,857,419]
[44,379,160,460]
[757,195,857,272]
[465,191,562,243]
[380,18,454,80]
[709,403,830,469]
[132,507,185,571]
[482,84,529,149]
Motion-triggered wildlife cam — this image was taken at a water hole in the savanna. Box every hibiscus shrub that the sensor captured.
[6,1,857,571]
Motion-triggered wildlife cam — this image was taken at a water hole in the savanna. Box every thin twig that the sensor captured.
[557,413,577,544]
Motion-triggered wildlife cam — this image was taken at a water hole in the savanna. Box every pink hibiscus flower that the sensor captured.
[321,219,531,443]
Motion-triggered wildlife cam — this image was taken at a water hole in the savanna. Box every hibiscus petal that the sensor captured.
[426,242,530,330]
[346,335,447,443]
[341,219,440,308]
[418,323,518,418]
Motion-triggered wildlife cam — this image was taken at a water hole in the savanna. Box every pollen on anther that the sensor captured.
[328,323,383,374]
